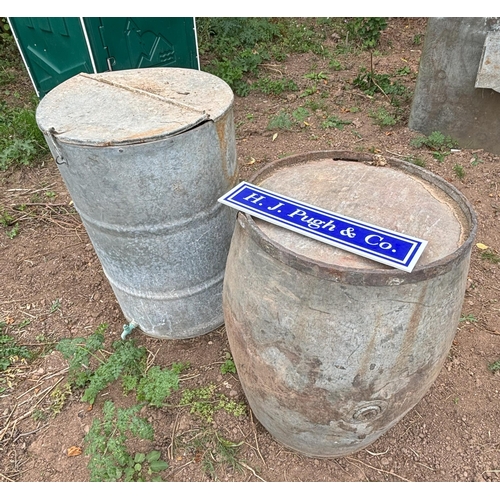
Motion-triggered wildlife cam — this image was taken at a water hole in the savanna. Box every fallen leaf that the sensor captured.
[67,446,82,457]
[476,243,489,250]
[247,157,256,165]
[272,133,278,141]
[5,317,15,325]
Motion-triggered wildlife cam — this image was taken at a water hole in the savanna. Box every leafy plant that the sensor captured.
[267,111,293,130]
[432,151,449,163]
[134,365,181,408]
[6,222,19,239]
[345,17,388,49]
[220,358,237,375]
[179,383,246,423]
[304,71,327,81]
[460,314,478,323]
[453,164,466,179]
[411,130,458,151]
[369,107,398,127]
[488,360,500,373]
[0,324,32,371]
[321,115,352,130]
[84,400,167,482]
[291,106,310,123]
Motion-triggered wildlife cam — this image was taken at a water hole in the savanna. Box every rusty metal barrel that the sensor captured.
[223,151,476,457]
[36,67,238,339]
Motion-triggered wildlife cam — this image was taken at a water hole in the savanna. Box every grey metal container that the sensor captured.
[36,67,238,339]
[223,151,476,457]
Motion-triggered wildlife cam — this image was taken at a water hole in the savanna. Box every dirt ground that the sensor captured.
[1,18,500,484]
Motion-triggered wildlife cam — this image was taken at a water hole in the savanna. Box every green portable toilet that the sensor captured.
[8,17,199,97]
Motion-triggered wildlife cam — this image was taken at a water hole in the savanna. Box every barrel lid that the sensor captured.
[253,155,469,270]
[36,67,234,146]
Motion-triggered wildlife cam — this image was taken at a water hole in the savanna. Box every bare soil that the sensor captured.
[1,18,500,483]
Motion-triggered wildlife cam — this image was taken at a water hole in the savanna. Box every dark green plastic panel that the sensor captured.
[9,17,94,98]
[9,17,199,98]
[84,18,199,73]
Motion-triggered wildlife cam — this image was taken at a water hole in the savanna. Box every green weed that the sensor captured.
[411,130,458,151]
[252,77,298,95]
[453,164,466,179]
[488,360,500,373]
[267,111,293,130]
[321,115,352,130]
[291,106,310,123]
[304,71,328,81]
[480,249,500,264]
[0,100,48,170]
[84,400,167,482]
[0,323,32,371]
[353,67,408,99]
[470,153,484,166]
[460,314,478,323]
[220,357,237,375]
[404,155,426,168]
[179,383,246,423]
[369,107,398,127]
[6,222,19,239]
[395,65,411,76]
[432,151,449,163]
[329,59,343,71]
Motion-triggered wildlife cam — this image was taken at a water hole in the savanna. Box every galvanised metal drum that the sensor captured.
[223,151,476,457]
[36,68,238,339]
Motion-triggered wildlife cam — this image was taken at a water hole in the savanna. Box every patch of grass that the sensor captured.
[480,248,500,264]
[252,76,298,95]
[84,400,167,482]
[411,130,458,151]
[196,18,336,95]
[0,99,48,170]
[181,429,244,481]
[453,164,466,179]
[321,115,352,130]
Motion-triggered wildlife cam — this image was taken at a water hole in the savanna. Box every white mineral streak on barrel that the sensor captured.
[223,151,476,457]
[36,68,238,339]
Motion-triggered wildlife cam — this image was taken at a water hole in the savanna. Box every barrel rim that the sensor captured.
[240,150,478,286]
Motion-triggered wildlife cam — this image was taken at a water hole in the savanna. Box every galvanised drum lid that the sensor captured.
[36,67,234,145]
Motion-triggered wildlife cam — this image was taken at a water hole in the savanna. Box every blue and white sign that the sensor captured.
[219,182,427,273]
